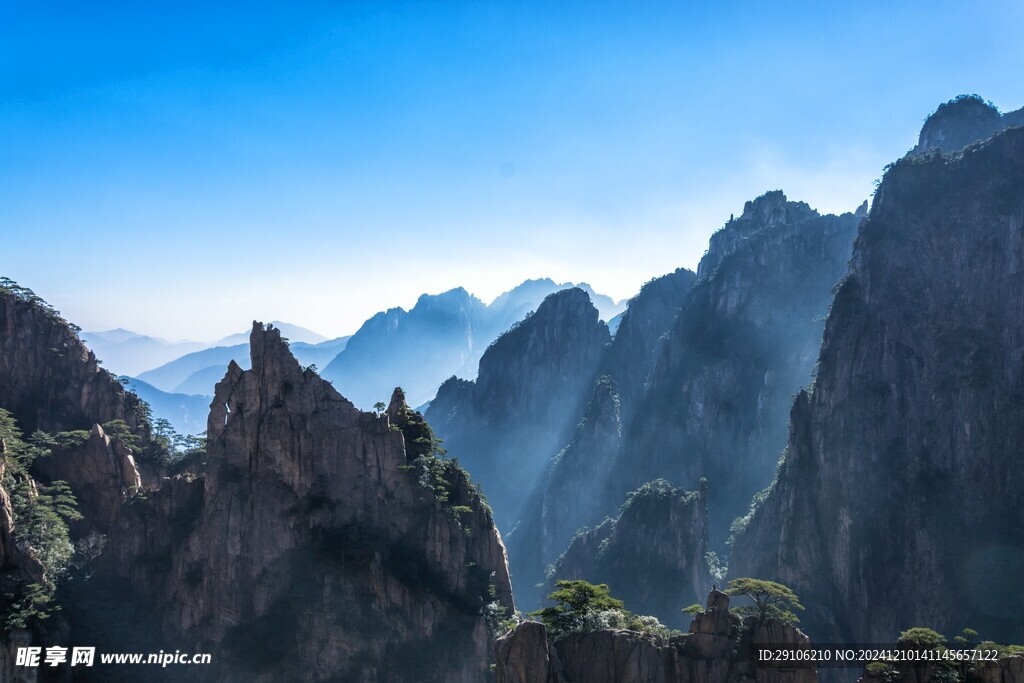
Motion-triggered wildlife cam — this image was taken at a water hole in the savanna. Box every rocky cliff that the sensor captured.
[83,323,514,682]
[911,95,1024,156]
[545,480,708,629]
[506,194,860,609]
[0,283,148,438]
[730,127,1024,645]
[619,192,863,546]
[427,288,610,529]
[495,590,816,683]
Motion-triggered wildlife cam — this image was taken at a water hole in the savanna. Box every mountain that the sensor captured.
[82,325,514,681]
[730,121,1024,646]
[123,378,209,435]
[546,479,708,629]
[213,320,329,346]
[137,344,249,392]
[488,278,626,326]
[506,193,862,609]
[78,330,206,384]
[322,280,623,410]
[1,280,153,682]
[911,94,1024,156]
[426,288,610,530]
[2,291,516,681]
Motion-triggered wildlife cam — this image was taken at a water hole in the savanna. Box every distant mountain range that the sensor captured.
[321,279,626,409]
[87,281,624,432]
[82,321,330,378]
[80,329,206,377]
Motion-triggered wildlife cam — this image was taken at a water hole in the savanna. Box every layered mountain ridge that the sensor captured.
[730,125,1024,646]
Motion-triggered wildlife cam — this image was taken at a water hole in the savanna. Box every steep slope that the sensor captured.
[911,95,1023,156]
[507,269,697,601]
[509,194,861,609]
[0,281,149,437]
[0,281,152,682]
[427,288,610,530]
[82,323,514,682]
[730,127,1024,646]
[619,192,863,546]
[546,480,708,629]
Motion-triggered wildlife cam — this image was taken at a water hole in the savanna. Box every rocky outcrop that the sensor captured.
[89,323,514,682]
[911,95,1024,156]
[0,284,148,437]
[428,288,610,529]
[31,423,141,532]
[730,128,1024,645]
[544,480,708,629]
[495,590,817,683]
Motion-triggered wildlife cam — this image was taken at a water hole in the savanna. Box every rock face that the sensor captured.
[31,423,142,532]
[507,270,698,605]
[548,481,708,630]
[545,480,708,628]
[619,192,862,546]
[730,128,1024,645]
[912,95,1024,156]
[90,323,515,682]
[427,288,611,529]
[495,590,817,683]
[0,286,148,437]
[508,192,861,610]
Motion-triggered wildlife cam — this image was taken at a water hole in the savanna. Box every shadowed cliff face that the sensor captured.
[619,192,863,547]
[504,195,860,610]
[500,270,695,603]
[546,480,708,629]
[0,286,148,438]
[84,323,514,682]
[427,288,610,530]
[730,128,1024,646]
[912,95,1024,156]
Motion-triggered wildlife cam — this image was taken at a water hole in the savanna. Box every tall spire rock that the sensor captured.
[91,322,514,681]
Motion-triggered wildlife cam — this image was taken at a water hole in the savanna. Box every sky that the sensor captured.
[2,1,1022,341]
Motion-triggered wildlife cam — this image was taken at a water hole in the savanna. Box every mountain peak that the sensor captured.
[912,94,1024,155]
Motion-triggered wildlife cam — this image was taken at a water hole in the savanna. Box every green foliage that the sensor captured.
[897,627,946,649]
[953,628,978,645]
[682,603,703,616]
[102,419,143,452]
[725,577,804,625]
[530,579,675,641]
[0,409,82,630]
[865,661,901,683]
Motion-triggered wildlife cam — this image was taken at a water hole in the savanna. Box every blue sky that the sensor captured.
[2,1,1022,340]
